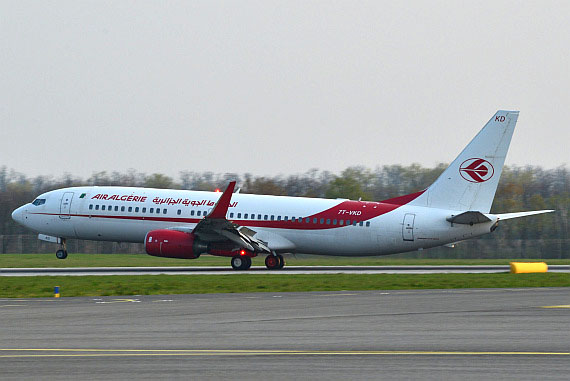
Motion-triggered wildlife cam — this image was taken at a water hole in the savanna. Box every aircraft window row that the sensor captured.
[86,204,371,227]
[225,212,371,227]
[89,204,168,215]
[32,198,46,206]
[189,210,210,216]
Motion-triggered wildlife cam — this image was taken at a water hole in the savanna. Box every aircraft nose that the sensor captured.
[12,206,25,225]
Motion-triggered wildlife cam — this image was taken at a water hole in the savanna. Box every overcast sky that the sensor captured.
[1,0,568,179]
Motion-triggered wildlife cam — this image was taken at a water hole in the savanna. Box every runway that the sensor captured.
[1,264,568,276]
[1,288,569,379]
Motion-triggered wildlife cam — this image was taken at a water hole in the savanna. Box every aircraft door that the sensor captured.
[402,213,415,241]
[59,192,74,219]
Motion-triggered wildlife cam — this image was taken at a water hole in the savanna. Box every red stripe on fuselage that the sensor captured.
[29,191,424,230]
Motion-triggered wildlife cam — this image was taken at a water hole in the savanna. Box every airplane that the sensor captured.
[11,110,554,270]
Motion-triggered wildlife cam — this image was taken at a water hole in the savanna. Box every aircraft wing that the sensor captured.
[172,181,272,253]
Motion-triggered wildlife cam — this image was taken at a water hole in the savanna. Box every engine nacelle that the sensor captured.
[145,229,208,259]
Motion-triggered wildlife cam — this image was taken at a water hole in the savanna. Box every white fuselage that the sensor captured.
[12,186,497,256]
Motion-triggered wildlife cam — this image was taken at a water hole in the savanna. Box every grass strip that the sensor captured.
[0,273,568,298]
[1,254,569,268]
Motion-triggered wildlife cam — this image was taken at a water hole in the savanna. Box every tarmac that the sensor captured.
[1,288,569,379]
[1,264,568,276]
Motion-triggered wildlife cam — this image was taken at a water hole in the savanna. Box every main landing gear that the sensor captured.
[265,254,284,270]
[231,255,252,270]
[56,238,68,259]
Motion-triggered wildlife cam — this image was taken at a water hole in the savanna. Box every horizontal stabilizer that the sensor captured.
[446,211,491,225]
[496,210,554,220]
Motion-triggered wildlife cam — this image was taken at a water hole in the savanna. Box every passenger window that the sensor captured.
[135,207,139,213]
[114,206,118,212]
[121,206,125,212]
[244,213,248,219]
[271,215,275,221]
[319,218,324,224]
[177,209,181,215]
[142,207,146,213]
[156,208,160,214]
[191,210,195,216]
[264,215,268,220]
[197,211,201,216]
[284,216,288,221]
[108,205,112,211]
[150,208,154,213]
[353,221,357,226]
[306,218,310,223]
[237,213,241,218]
[326,219,330,224]
[258,214,262,220]
[359,221,363,226]
[89,204,93,210]
[102,205,106,211]
[230,213,234,218]
[333,219,337,225]
[163,209,167,214]
[339,220,344,225]
[313,218,317,224]
[366,221,370,227]
[95,205,99,210]
[128,207,132,212]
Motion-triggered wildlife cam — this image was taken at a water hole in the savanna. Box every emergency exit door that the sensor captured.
[402,213,415,241]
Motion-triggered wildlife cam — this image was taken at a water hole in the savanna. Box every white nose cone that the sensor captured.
[11,206,25,225]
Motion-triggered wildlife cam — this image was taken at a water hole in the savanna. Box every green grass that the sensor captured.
[0,273,568,298]
[1,253,569,268]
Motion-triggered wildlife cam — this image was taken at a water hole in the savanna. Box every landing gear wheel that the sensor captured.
[265,255,280,270]
[231,256,251,270]
[56,250,68,259]
[276,254,285,269]
[242,256,252,270]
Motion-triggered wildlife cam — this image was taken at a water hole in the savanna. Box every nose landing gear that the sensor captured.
[55,238,68,259]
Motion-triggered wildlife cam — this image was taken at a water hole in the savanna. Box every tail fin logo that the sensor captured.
[459,158,494,183]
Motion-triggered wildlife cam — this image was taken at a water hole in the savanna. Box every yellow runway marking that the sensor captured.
[0,349,568,358]
[541,305,570,308]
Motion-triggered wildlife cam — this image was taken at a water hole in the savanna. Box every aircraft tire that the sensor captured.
[276,254,285,269]
[56,250,68,260]
[242,256,252,270]
[231,256,251,270]
[265,255,279,270]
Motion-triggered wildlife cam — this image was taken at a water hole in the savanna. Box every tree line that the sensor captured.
[0,165,568,258]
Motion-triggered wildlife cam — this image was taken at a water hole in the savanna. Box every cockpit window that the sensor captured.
[32,199,46,206]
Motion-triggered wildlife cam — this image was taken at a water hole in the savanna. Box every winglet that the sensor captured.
[207,181,236,219]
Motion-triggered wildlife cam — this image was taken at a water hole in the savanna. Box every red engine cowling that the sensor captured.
[145,230,208,259]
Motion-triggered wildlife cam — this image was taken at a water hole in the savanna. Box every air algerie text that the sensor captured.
[91,194,147,202]
[90,194,238,208]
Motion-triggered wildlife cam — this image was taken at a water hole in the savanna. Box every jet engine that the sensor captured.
[145,229,208,259]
